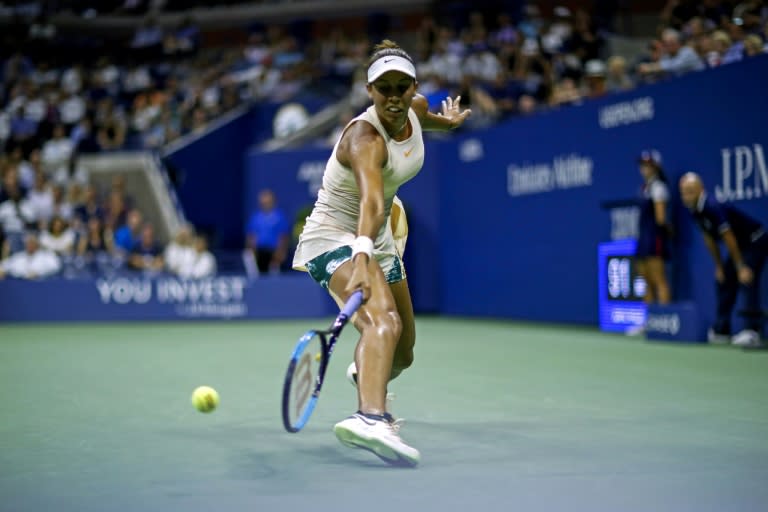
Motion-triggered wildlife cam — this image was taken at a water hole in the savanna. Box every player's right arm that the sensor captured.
[336,121,388,300]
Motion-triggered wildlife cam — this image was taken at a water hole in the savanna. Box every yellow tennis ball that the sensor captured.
[191,386,219,413]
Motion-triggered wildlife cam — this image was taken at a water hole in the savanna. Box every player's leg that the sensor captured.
[328,258,419,466]
[328,257,401,416]
[389,278,415,381]
[646,256,670,304]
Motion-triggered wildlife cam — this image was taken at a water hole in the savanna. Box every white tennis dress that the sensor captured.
[292,105,424,287]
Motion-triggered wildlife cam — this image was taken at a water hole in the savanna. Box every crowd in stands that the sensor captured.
[1,0,766,280]
[0,163,216,280]
[407,1,767,128]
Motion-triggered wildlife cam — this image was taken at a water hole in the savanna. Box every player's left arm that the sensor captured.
[411,94,471,132]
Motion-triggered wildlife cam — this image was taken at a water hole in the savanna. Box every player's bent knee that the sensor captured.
[377,312,402,344]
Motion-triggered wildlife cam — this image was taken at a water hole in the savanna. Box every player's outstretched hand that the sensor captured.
[439,95,471,129]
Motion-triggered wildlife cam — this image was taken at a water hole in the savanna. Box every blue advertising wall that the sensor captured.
[245,56,768,326]
[440,56,768,325]
[0,274,336,322]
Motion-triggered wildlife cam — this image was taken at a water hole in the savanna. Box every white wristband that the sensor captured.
[351,236,374,259]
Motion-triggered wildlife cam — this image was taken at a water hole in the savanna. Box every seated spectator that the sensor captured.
[177,235,216,279]
[58,89,86,130]
[52,155,89,188]
[26,170,54,227]
[77,217,115,261]
[8,147,35,191]
[605,56,634,92]
[50,184,74,222]
[97,108,127,151]
[708,30,733,66]
[0,178,35,253]
[73,184,104,227]
[113,208,142,252]
[517,94,539,115]
[0,164,27,203]
[103,190,128,232]
[638,28,705,77]
[583,59,608,99]
[70,116,100,154]
[549,77,583,108]
[128,224,164,273]
[9,106,38,154]
[721,18,747,64]
[39,216,75,256]
[41,124,75,173]
[0,233,61,279]
[744,34,765,57]
[164,224,195,275]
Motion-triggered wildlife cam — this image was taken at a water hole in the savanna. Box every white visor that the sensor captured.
[367,55,416,83]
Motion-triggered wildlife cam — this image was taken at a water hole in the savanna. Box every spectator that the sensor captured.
[679,172,768,348]
[638,28,705,77]
[128,223,164,273]
[52,155,89,188]
[8,147,35,191]
[721,17,748,64]
[177,235,216,279]
[41,124,74,173]
[164,224,195,275]
[605,56,634,92]
[39,215,75,256]
[113,208,142,252]
[97,105,127,151]
[26,170,54,226]
[103,189,128,232]
[0,233,61,279]
[77,217,116,261]
[0,173,35,253]
[583,59,608,99]
[708,30,734,66]
[70,116,100,154]
[49,184,74,222]
[743,34,766,56]
[245,188,290,274]
[73,184,104,227]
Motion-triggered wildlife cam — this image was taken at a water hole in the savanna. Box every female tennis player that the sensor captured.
[292,40,470,466]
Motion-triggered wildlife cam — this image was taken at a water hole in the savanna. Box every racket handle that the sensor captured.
[341,290,364,317]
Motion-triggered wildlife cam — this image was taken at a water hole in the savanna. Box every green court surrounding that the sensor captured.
[1,318,767,512]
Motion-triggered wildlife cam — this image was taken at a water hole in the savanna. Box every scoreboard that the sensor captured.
[598,239,647,332]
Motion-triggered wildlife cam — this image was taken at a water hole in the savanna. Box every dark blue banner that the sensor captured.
[0,274,336,322]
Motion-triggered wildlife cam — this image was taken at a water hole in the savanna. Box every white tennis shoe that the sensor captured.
[333,412,420,467]
[707,328,731,345]
[346,362,400,422]
[731,329,762,347]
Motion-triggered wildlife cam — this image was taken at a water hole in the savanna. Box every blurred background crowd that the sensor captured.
[0,0,766,280]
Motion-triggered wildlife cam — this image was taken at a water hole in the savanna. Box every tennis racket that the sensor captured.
[282,290,363,433]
